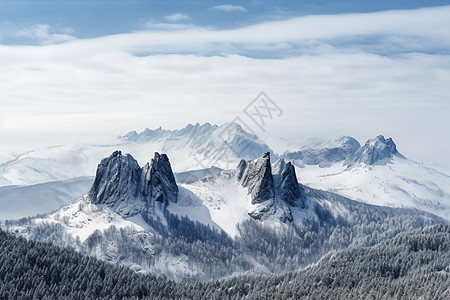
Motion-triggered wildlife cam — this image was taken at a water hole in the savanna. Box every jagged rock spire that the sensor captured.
[237,152,305,221]
[145,152,178,206]
[89,151,178,216]
[237,152,275,219]
[273,158,303,208]
[238,152,275,205]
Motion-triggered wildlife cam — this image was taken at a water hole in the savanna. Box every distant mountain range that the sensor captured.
[0,123,270,187]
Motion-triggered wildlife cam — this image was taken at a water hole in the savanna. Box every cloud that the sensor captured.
[165,13,190,22]
[210,4,247,12]
[59,5,449,58]
[16,24,76,45]
[0,6,449,168]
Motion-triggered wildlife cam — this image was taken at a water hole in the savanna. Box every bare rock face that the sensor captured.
[238,152,275,205]
[347,135,401,166]
[144,153,178,206]
[237,152,275,219]
[272,158,304,208]
[89,151,178,217]
[237,152,306,221]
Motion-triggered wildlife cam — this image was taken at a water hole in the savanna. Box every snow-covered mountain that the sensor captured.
[3,150,444,281]
[283,136,361,168]
[0,122,271,187]
[346,135,403,166]
[297,156,450,221]
[25,151,313,239]
[283,135,402,168]
[1,123,450,224]
[285,135,450,221]
[181,152,311,236]
[119,122,273,171]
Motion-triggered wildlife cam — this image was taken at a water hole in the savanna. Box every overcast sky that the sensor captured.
[0,1,449,169]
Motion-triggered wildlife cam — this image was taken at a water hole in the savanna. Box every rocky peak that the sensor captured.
[146,152,178,205]
[89,151,178,217]
[237,152,307,221]
[237,152,275,219]
[89,151,144,216]
[273,158,303,208]
[238,152,275,204]
[347,135,401,166]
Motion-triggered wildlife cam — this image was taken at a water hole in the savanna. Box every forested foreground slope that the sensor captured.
[1,225,449,299]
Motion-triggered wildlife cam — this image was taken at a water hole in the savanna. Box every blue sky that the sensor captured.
[1,0,449,45]
[0,1,449,169]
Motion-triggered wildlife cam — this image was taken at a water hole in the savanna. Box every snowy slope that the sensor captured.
[0,144,114,187]
[296,156,450,221]
[179,171,251,237]
[0,177,93,220]
[18,187,220,243]
[37,196,148,242]
[181,170,326,236]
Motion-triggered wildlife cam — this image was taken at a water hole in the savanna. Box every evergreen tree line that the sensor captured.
[1,225,449,299]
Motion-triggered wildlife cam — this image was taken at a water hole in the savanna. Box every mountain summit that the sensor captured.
[237,152,276,219]
[273,158,304,208]
[346,135,401,166]
[237,152,304,221]
[89,150,178,216]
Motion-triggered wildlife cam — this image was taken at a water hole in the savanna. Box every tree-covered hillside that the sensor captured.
[1,225,449,299]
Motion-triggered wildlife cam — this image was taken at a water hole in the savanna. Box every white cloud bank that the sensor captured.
[25,5,445,57]
[0,6,449,168]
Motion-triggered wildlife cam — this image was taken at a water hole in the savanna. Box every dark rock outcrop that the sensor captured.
[145,153,178,206]
[89,151,178,216]
[237,152,275,219]
[237,153,305,221]
[273,158,304,208]
[238,152,275,205]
